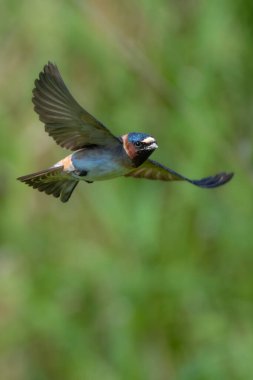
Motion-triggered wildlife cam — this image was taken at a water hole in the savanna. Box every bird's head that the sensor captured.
[122,132,158,167]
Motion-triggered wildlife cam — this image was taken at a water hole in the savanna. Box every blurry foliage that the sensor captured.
[0,0,253,379]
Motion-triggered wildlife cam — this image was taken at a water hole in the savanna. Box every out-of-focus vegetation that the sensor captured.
[1,0,253,379]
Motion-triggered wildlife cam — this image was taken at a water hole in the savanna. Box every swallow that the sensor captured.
[17,62,234,202]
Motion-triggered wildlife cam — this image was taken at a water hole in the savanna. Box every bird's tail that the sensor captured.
[17,166,78,202]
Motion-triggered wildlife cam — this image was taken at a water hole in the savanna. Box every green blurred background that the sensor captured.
[1,0,253,379]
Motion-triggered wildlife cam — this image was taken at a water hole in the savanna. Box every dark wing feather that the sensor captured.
[32,62,120,150]
[17,166,78,202]
[125,159,234,188]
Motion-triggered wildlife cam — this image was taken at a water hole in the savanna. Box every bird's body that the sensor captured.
[18,62,233,202]
[57,144,131,182]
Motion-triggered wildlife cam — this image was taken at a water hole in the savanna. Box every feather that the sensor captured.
[125,159,234,188]
[17,166,78,202]
[32,62,120,150]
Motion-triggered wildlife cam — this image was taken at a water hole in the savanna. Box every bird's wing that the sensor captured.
[32,62,120,151]
[125,159,234,188]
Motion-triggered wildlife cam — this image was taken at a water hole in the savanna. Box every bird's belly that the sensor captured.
[85,160,128,181]
[71,151,130,181]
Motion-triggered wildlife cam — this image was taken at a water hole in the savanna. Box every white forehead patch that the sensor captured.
[142,136,155,144]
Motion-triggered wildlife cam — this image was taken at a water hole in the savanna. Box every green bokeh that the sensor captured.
[0,1,252,379]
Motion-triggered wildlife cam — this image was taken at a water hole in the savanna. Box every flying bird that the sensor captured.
[17,62,233,202]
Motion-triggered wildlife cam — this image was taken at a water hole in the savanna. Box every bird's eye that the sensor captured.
[134,141,141,147]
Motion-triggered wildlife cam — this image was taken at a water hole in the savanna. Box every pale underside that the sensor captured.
[55,148,131,181]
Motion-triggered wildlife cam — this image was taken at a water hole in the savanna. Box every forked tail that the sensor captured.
[17,166,78,202]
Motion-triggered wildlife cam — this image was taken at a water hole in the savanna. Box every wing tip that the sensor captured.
[33,61,60,88]
[191,171,234,188]
[44,61,58,72]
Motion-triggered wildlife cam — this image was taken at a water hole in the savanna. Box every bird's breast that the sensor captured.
[71,147,132,181]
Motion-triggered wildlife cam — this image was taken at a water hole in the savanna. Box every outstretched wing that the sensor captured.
[125,159,234,188]
[32,62,120,150]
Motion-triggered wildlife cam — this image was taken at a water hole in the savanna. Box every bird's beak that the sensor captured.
[142,136,158,150]
[147,141,158,150]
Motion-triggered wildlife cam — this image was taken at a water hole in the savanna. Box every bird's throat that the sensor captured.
[132,149,155,167]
